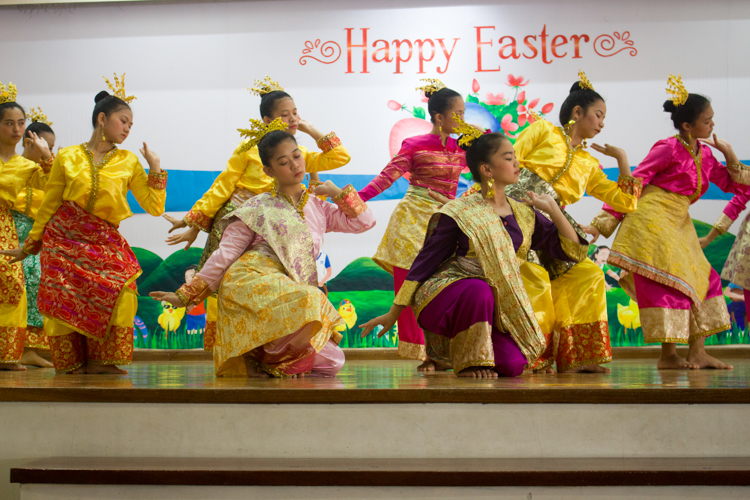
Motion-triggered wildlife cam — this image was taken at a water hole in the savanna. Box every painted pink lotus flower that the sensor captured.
[516,91,526,104]
[541,102,554,114]
[419,91,429,103]
[507,74,529,88]
[387,100,404,111]
[501,114,519,134]
[485,92,507,105]
[517,97,541,126]
[472,79,480,93]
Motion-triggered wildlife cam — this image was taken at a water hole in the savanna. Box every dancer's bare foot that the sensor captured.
[288,373,306,379]
[86,363,128,375]
[69,366,87,374]
[457,366,498,379]
[657,343,698,370]
[0,362,27,371]
[687,339,733,370]
[244,358,270,378]
[417,359,452,372]
[534,367,555,374]
[20,349,53,368]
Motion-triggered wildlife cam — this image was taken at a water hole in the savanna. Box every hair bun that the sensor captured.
[457,136,472,151]
[95,91,111,104]
[569,82,586,93]
[663,100,677,113]
[423,89,437,99]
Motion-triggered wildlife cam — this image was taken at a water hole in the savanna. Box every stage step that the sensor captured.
[12,457,750,487]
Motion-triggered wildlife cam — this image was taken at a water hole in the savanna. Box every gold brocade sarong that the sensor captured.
[609,185,711,305]
[722,213,750,290]
[372,185,443,274]
[213,251,343,377]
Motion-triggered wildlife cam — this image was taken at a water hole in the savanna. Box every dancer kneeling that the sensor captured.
[151,122,376,378]
[360,120,588,378]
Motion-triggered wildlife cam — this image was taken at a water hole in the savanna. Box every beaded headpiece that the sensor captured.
[0,81,18,104]
[416,78,446,94]
[29,107,52,125]
[666,73,688,107]
[237,117,288,153]
[577,70,594,91]
[452,112,484,148]
[103,73,136,103]
[249,75,285,96]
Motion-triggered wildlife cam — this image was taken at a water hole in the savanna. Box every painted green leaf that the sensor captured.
[413,107,426,120]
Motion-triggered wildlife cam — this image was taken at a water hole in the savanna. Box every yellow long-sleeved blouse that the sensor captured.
[514,119,640,212]
[183,132,349,232]
[0,155,49,211]
[12,155,55,219]
[24,144,168,254]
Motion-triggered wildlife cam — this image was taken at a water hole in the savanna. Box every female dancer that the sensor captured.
[590,74,749,369]
[360,120,588,378]
[164,76,350,350]
[0,83,52,371]
[509,71,641,373]
[359,78,467,369]
[2,74,168,374]
[151,121,375,378]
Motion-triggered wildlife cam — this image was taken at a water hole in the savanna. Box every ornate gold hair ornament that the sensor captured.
[452,112,484,148]
[416,78,446,94]
[577,70,595,91]
[666,73,689,106]
[0,81,18,104]
[249,75,285,96]
[237,117,288,153]
[103,73,136,103]
[29,107,52,125]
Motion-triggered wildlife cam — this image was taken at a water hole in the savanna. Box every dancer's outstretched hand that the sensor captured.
[581,224,601,244]
[427,188,450,206]
[700,134,734,158]
[149,291,185,308]
[312,180,342,198]
[140,142,162,172]
[166,225,200,250]
[0,247,27,264]
[591,143,626,160]
[26,131,52,160]
[359,309,400,339]
[521,191,557,213]
[163,213,187,232]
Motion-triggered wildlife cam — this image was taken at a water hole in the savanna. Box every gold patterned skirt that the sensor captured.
[213,250,343,377]
[722,213,750,290]
[372,185,442,274]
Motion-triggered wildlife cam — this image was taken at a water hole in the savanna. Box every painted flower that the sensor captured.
[387,100,403,111]
[541,102,554,114]
[472,79,480,93]
[507,74,529,88]
[485,92,507,105]
[516,91,526,104]
[516,96,541,126]
[419,91,429,103]
[501,114,519,133]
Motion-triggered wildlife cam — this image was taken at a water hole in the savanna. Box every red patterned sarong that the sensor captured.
[38,201,141,340]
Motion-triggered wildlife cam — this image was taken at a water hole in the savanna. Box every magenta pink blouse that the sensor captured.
[196,195,376,291]
[358,134,467,202]
[604,136,748,220]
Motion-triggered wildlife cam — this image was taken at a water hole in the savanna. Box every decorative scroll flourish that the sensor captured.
[299,39,342,65]
[594,31,637,57]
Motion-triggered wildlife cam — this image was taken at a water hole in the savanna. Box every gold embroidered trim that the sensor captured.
[673,135,702,202]
[56,361,85,374]
[274,186,309,220]
[81,144,119,213]
[397,340,427,361]
[23,185,33,216]
[332,184,367,217]
[394,280,420,306]
[713,213,733,235]
[689,294,731,341]
[450,321,495,374]
[727,163,750,186]
[560,234,588,262]
[39,154,54,174]
[23,236,42,255]
[590,210,620,239]
[147,170,168,190]
[640,307,690,344]
[184,209,212,232]
[617,174,643,199]
[316,132,341,153]
[176,275,211,306]
[551,127,583,185]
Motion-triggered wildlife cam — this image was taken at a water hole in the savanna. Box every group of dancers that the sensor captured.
[0,70,747,378]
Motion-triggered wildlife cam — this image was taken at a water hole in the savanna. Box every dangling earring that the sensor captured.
[101,129,107,143]
[439,123,443,134]
[565,119,576,136]
[486,178,495,199]
[271,179,279,197]
[582,139,588,149]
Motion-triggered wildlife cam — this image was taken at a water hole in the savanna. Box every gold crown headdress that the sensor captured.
[249,75,285,96]
[103,73,137,103]
[666,73,688,106]
[416,78,446,94]
[0,81,18,104]
[452,112,484,148]
[29,107,52,125]
[577,70,594,91]
[237,117,289,153]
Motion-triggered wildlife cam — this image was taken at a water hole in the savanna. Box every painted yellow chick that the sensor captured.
[158,301,186,338]
[617,299,641,332]
[335,299,358,332]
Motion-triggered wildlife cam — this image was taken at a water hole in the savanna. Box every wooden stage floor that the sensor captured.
[1,357,749,404]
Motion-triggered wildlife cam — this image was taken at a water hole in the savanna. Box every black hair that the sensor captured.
[91,90,130,128]
[185,264,198,272]
[24,121,54,139]
[259,91,293,119]
[591,245,610,260]
[258,130,297,167]
[558,81,605,125]
[458,132,511,183]
[426,87,462,124]
[0,102,25,121]
[663,94,710,131]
